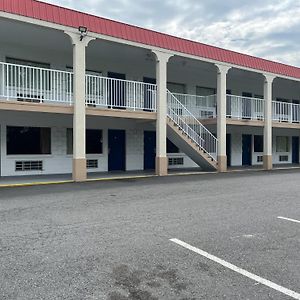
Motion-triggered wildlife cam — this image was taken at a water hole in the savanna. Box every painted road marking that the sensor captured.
[278,216,300,224]
[170,238,300,300]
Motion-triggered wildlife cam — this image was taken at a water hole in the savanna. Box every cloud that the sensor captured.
[44,0,300,66]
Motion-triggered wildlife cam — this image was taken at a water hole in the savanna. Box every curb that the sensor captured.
[0,166,299,188]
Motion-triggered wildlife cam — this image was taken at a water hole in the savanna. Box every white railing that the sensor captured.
[0,62,73,104]
[2,60,300,124]
[167,90,217,161]
[0,62,157,111]
[85,75,157,111]
[172,93,217,119]
[227,95,264,120]
[272,101,300,123]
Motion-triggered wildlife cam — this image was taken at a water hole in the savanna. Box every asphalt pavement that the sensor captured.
[0,169,299,299]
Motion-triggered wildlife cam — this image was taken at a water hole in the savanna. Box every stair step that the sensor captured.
[167,113,217,170]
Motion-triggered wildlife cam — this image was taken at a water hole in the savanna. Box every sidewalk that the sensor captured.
[0,165,299,188]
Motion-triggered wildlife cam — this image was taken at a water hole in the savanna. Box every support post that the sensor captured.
[263,74,275,170]
[152,50,173,176]
[65,31,95,182]
[216,64,231,172]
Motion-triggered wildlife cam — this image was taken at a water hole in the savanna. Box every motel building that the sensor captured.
[0,0,300,182]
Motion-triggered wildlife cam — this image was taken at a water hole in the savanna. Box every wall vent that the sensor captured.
[257,156,263,163]
[87,159,98,169]
[168,157,184,166]
[279,155,288,162]
[15,161,43,171]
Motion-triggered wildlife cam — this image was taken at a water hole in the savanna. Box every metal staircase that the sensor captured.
[167,90,218,171]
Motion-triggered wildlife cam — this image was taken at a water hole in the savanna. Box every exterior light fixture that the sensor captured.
[78,26,88,41]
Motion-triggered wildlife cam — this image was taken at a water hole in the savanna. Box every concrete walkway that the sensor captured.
[0,169,207,187]
[0,165,299,187]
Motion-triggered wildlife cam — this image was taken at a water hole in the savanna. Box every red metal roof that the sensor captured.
[1,0,300,79]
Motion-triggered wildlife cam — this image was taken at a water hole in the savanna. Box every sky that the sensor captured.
[45,0,300,67]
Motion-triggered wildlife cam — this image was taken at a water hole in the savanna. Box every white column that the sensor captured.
[65,31,95,182]
[152,50,173,176]
[216,64,231,172]
[263,74,275,170]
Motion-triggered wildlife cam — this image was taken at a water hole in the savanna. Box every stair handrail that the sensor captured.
[167,90,218,161]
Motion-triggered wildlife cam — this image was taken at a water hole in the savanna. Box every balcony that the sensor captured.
[0,62,157,112]
[0,62,73,104]
[226,95,265,121]
[225,95,300,124]
[85,74,156,111]
[172,93,300,125]
[1,61,300,125]
[272,101,300,123]
[172,93,217,118]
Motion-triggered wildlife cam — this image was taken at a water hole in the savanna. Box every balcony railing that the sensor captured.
[85,75,157,111]
[0,62,157,111]
[172,93,217,119]
[1,61,300,123]
[0,62,73,104]
[272,101,300,123]
[226,95,265,120]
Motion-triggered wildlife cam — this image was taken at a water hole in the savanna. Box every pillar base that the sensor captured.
[263,155,273,170]
[218,155,227,172]
[73,158,87,182]
[156,157,168,176]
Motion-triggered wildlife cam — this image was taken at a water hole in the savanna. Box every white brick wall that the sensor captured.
[227,127,299,166]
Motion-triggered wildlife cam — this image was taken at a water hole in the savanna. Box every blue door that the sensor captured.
[108,129,126,171]
[226,134,231,167]
[292,136,299,164]
[144,131,156,170]
[242,134,252,166]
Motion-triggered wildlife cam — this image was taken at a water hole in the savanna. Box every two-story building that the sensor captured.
[0,0,300,181]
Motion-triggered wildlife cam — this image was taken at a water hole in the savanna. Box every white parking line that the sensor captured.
[170,238,300,300]
[278,216,300,224]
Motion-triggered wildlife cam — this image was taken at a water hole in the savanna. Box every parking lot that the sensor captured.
[0,169,299,299]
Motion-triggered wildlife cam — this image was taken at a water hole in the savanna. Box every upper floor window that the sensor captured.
[242,92,252,98]
[196,86,215,96]
[254,95,264,99]
[196,86,216,107]
[168,82,186,94]
[6,58,50,69]
[66,67,102,95]
[6,57,51,91]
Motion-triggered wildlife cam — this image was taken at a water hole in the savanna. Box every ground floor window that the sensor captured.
[276,136,289,152]
[67,129,103,155]
[254,135,263,152]
[7,126,51,155]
